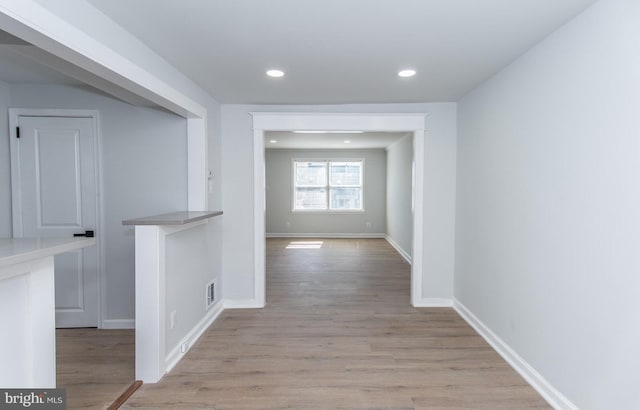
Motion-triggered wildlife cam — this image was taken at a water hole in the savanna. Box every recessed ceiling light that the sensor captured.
[398,69,416,78]
[266,69,285,78]
[269,140,277,143]
[344,140,351,144]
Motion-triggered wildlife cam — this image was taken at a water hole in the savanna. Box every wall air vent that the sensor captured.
[206,280,216,310]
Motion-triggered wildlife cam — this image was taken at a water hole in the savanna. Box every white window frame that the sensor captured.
[291,158,365,213]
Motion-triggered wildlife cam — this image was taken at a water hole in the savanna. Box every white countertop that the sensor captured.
[0,237,96,269]
[122,210,223,226]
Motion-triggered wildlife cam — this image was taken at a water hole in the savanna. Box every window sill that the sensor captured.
[292,210,365,214]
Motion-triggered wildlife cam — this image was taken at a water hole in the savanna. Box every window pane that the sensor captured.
[295,161,327,186]
[295,188,327,210]
[330,187,362,210]
[330,161,362,186]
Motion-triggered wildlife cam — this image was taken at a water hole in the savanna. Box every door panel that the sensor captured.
[36,130,82,227]
[12,115,99,328]
[54,251,84,310]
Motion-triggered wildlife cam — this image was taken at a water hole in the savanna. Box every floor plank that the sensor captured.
[123,238,549,409]
[56,328,135,409]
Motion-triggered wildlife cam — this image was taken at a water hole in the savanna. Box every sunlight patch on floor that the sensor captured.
[285,241,324,249]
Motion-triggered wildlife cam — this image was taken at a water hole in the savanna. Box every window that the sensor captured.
[293,160,363,211]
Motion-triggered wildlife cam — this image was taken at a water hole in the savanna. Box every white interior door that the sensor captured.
[10,113,99,328]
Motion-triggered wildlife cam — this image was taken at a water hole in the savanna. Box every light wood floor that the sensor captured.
[56,328,134,409]
[123,238,549,409]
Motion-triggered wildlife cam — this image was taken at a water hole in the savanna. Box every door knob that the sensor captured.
[73,230,94,237]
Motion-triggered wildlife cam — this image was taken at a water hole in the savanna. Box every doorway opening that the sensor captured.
[252,113,428,307]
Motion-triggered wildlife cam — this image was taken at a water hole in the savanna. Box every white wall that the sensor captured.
[455,0,640,408]
[10,84,188,322]
[385,134,413,260]
[165,223,215,351]
[0,81,11,238]
[205,98,223,315]
[222,103,456,302]
[266,148,386,236]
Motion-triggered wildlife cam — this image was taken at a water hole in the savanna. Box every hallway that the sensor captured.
[123,238,548,408]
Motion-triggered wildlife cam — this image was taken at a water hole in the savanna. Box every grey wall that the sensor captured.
[265,148,386,236]
[385,134,413,259]
[10,84,188,323]
[0,81,10,238]
[222,103,456,302]
[456,0,639,408]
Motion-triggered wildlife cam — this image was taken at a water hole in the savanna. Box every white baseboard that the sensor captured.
[165,300,224,373]
[412,298,453,307]
[453,300,578,410]
[101,319,135,329]
[224,299,264,309]
[266,233,386,239]
[385,235,412,264]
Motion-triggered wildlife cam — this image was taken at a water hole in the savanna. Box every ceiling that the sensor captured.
[0,30,81,85]
[265,131,409,150]
[0,29,162,107]
[0,45,82,85]
[87,0,597,104]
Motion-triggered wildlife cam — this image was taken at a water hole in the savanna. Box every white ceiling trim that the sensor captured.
[0,0,205,117]
[251,112,427,132]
